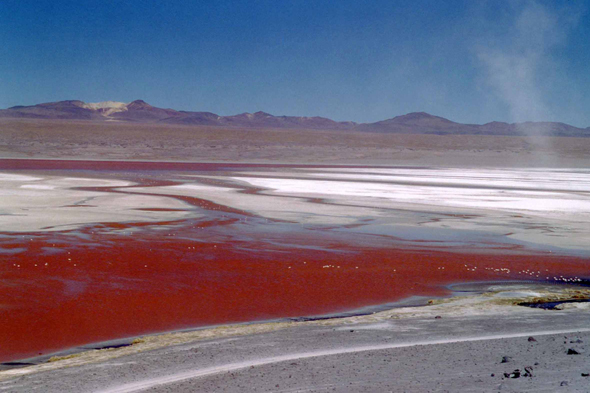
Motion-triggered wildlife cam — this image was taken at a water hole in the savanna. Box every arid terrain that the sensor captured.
[0,118,589,392]
[5,0,590,390]
[2,118,590,167]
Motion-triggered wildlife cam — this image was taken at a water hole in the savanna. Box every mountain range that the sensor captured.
[1,100,589,137]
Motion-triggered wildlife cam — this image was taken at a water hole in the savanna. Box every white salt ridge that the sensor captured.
[234,176,590,215]
[82,101,127,110]
[0,173,42,182]
[20,184,56,190]
[82,101,128,117]
[169,184,219,191]
[312,168,590,192]
[0,173,192,232]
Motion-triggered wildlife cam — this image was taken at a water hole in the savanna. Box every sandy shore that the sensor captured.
[1,282,589,392]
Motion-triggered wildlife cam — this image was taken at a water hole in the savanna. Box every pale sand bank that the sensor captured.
[129,167,590,254]
[0,173,193,232]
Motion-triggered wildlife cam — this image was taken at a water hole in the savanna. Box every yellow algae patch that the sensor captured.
[49,353,85,362]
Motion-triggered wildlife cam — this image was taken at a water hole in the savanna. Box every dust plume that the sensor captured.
[476,1,581,135]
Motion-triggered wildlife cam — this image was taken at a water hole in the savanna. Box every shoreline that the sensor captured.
[2,156,590,169]
[0,291,436,369]
[0,281,449,368]
[2,163,590,364]
[1,279,587,369]
[2,240,587,363]
[2,280,589,391]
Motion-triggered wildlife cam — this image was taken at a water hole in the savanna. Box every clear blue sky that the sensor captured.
[1,0,589,127]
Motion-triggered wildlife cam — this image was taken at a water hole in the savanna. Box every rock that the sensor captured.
[434,315,442,319]
[528,336,537,342]
[491,373,495,377]
[567,348,580,355]
[560,381,569,386]
[504,369,521,378]
[501,356,512,363]
[523,366,533,377]
[570,339,583,344]
[582,373,589,377]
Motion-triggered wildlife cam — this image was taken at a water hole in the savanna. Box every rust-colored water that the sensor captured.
[0,159,588,362]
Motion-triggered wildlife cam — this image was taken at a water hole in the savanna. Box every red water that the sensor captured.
[0,159,589,362]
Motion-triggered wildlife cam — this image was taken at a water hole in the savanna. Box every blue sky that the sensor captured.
[1,0,589,126]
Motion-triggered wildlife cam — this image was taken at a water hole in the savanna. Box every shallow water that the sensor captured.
[0,160,589,362]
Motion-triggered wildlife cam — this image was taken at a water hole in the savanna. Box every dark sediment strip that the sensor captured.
[0,158,374,172]
[76,181,258,218]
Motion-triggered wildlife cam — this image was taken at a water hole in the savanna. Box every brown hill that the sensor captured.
[0,100,101,120]
[1,100,588,137]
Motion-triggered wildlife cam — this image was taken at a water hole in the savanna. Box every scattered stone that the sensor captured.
[534,362,539,365]
[490,373,495,377]
[434,315,442,319]
[523,366,533,377]
[560,381,569,386]
[570,339,583,344]
[501,356,512,363]
[349,330,354,333]
[504,369,521,378]
[528,336,537,342]
[567,348,580,355]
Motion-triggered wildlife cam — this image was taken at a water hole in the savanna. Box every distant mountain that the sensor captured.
[1,100,588,137]
[359,112,589,137]
[0,100,355,130]
[359,112,479,134]
[0,100,102,120]
[110,100,180,122]
[159,109,356,130]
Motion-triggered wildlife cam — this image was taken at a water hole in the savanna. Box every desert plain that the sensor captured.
[0,119,590,392]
